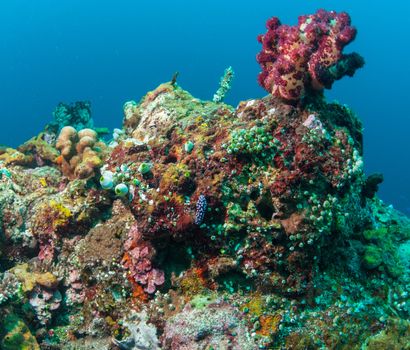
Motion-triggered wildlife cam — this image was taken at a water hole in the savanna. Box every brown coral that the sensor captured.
[55,126,106,179]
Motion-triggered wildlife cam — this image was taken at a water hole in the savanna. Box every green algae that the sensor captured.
[1,314,39,350]
[361,225,406,277]
[190,294,216,309]
[363,244,383,269]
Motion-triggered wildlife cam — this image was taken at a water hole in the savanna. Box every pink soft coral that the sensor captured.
[257,9,364,101]
[122,223,165,294]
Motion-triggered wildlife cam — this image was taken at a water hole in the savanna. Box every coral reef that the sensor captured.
[1,314,39,350]
[0,9,408,350]
[162,301,256,349]
[29,285,62,326]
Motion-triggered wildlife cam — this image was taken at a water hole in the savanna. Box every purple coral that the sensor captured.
[138,268,165,295]
[257,9,364,101]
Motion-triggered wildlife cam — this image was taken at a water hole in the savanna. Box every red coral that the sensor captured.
[38,236,55,263]
[121,223,165,294]
[257,9,364,101]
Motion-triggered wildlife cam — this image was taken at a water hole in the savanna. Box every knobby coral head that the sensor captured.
[257,9,365,102]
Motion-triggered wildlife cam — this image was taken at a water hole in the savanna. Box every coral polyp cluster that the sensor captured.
[257,9,365,101]
[0,10,408,350]
[56,126,106,179]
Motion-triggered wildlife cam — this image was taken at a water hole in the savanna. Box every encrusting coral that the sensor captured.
[0,9,408,350]
[122,223,165,294]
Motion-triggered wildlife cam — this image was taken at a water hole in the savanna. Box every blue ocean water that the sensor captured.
[0,0,409,215]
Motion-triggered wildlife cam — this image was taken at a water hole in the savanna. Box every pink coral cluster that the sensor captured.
[257,9,364,101]
[38,236,55,263]
[122,223,165,294]
[29,285,62,325]
[65,269,85,305]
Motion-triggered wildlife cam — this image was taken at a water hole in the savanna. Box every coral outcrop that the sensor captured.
[0,9,408,350]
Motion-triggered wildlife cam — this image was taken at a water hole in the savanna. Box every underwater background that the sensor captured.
[0,0,409,215]
[0,2,410,349]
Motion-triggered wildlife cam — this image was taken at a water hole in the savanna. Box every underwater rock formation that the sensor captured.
[0,9,408,350]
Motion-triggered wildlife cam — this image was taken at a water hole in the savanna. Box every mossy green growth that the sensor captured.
[190,294,215,309]
[396,224,410,240]
[363,227,388,241]
[225,126,279,162]
[1,314,39,350]
[361,225,405,277]
[363,318,410,350]
[362,245,382,269]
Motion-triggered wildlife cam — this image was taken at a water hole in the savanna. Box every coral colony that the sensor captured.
[0,9,408,350]
[257,10,364,101]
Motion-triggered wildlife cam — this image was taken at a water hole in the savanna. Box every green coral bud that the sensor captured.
[100,171,114,190]
[0,168,11,178]
[114,183,129,197]
[138,162,152,174]
[184,140,195,153]
[120,164,129,172]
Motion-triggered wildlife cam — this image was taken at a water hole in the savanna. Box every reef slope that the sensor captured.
[0,83,409,350]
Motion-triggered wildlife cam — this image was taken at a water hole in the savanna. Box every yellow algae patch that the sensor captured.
[49,200,72,229]
[161,164,191,189]
[11,263,58,292]
[257,313,282,337]
[241,294,264,316]
[0,148,31,166]
[35,272,58,288]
